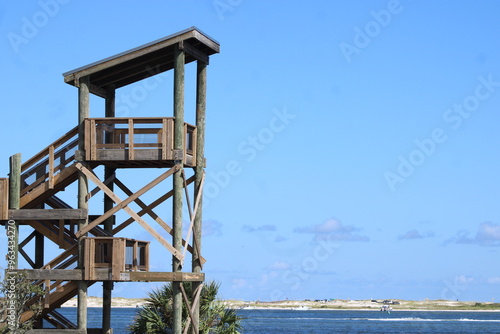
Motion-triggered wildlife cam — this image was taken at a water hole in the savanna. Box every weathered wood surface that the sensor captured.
[8,209,88,220]
[13,269,82,280]
[124,271,204,282]
[0,178,8,220]
[74,163,179,238]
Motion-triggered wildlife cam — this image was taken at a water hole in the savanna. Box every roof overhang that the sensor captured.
[63,27,219,97]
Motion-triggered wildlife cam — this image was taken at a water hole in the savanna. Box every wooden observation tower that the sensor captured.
[0,27,219,333]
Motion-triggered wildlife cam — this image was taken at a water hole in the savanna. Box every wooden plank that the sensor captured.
[44,277,50,308]
[90,119,97,161]
[12,269,83,280]
[169,118,174,160]
[85,119,91,161]
[180,40,209,64]
[125,271,204,282]
[27,220,75,250]
[42,244,78,269]
[75,163,179,237]
[58,219,64,248]
[162,118,168,160]
[180,283,198,334]
[9,209,88,220]
[112,238,122,280]
[19,247,36,268]
[48,145,55,189]
[96,149,163,160]
[86,174,116,202]
[20,164,79,208]
[128,119,134,160]
[0,178,9,220]
[83,117,174,124]
[181,173,205,265]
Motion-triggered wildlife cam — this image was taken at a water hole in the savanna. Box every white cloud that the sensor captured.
[266,261,290,270]
[398,229,435,240]
[487,277,500,284]
[294,218,369,242]
[455,275,474,284]
[450,222,500,247]
[242,224,276,233]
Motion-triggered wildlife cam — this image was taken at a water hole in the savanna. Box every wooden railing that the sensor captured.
[84,117,197,166]
[84,237,149,280]
[20,126,79,197]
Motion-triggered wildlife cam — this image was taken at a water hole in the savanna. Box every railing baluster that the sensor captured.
[128,119,134,160]
[90,119,96,160]
[162,118,167,160]
[48,145,54,189]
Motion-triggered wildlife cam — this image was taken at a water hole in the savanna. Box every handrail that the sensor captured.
[85,117,196,164]
[21,126,78,173]
[20,126,79,197]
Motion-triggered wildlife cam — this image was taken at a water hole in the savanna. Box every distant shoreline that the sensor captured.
[62,297,500,312]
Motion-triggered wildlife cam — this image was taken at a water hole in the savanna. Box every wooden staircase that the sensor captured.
[13,129,105,329]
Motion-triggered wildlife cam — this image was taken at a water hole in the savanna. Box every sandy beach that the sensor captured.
[61,297,500,311]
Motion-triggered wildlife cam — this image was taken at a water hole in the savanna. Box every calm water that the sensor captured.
[55,307,500,333]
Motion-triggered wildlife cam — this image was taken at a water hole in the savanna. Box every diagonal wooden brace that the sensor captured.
[86,173,116,202]
[113,175,195,234]
[113,177,205,265]
[181,283,204,334]
[74,163,179,237]
[181,172,205,267]
[74,163,184,262]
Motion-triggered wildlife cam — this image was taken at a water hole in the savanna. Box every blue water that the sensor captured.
[56,307,500,333]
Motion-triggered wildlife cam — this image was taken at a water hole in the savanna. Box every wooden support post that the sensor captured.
[77,76,89,331]
[173,43,185,334]
[192,59,207,331]
[103,84,115,334]
[34,231,44,269]
[8,153,21,269]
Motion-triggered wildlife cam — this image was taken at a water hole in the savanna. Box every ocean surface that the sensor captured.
[56,307,500,333]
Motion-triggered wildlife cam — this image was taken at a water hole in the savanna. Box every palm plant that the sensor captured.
[129,281,242,334]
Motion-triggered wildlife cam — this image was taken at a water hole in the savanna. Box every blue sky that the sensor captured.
[1,1,500,302]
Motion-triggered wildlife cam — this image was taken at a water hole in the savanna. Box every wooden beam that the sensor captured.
[12,269,83,280]
[181,173,205,266]
[19,247,36,268]
[124,271,204,282]
[180,283,198,334]
[86,173,116,202]
[8,209,88,220]
[180,41,209,65]
[48,145,55,189]
[19,230,36,248]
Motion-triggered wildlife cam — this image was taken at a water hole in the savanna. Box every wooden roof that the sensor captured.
[63,27,219,97]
